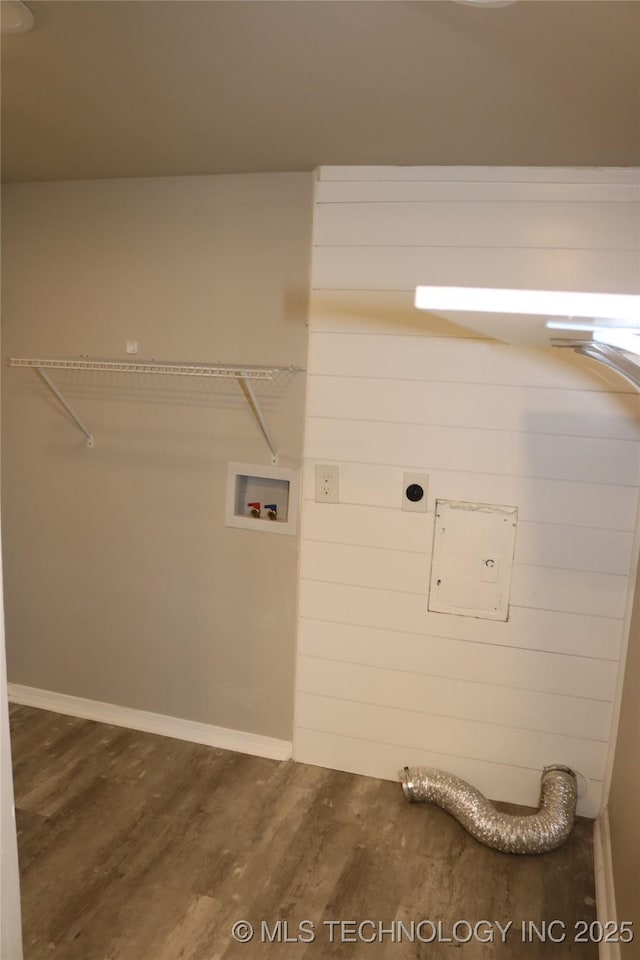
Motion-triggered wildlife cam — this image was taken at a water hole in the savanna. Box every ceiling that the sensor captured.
[1,0,639,183]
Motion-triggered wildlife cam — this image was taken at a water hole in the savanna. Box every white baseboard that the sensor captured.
[593,808,621,960]
[7,683,292,762]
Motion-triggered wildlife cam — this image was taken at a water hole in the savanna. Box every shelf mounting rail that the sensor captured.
[9,357,304,461]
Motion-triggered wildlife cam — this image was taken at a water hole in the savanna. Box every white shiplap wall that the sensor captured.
[294,167,640,819]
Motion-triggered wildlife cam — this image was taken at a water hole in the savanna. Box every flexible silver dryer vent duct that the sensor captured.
[400,765,577,854]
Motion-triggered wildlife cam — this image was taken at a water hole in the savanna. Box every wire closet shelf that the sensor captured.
[9,356,306,462]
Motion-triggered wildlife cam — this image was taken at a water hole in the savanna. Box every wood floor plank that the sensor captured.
[10,705,599,960]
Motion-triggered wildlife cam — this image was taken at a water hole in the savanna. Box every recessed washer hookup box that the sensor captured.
[225,462,299,536]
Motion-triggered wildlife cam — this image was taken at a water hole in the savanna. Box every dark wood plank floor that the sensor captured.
[9,704,598,960]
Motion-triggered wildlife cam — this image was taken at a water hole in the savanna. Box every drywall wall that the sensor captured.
[608,557,640,953]
[295,166,640,818]
[2,173,312,741]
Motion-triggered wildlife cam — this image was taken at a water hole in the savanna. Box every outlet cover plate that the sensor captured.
[314,464,339,503]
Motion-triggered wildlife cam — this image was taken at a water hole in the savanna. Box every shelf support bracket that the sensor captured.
[237,374,278,464]
[35,366,95,448]
[551,339,640,391]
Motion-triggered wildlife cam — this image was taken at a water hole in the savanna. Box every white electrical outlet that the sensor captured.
[314,464,339,503]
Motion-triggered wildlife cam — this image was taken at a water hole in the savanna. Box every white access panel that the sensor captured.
[428,500,518,621]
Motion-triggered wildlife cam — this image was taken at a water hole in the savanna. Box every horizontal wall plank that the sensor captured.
[314,202,639,250]
[307,376,640,441]
[311,246,640,293]
[298,580,623,661]
[316,181,640,204]
[293,727,602,818]
[302,501,431,553]
[301,463,639,531]
[296,694,607,781]
[301,539,428,594]
[308,333,633,392]
[317,166,640,185]
[302,503,634,576]
[513,522,633,576]
[300,540,628,619]
[298,619,619,701]
[305,418,640,486]
[296,656,612,742]
[511,566,628,619]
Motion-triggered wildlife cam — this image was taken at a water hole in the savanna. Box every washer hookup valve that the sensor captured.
[264,503,278,520]
[247,502,261,518]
